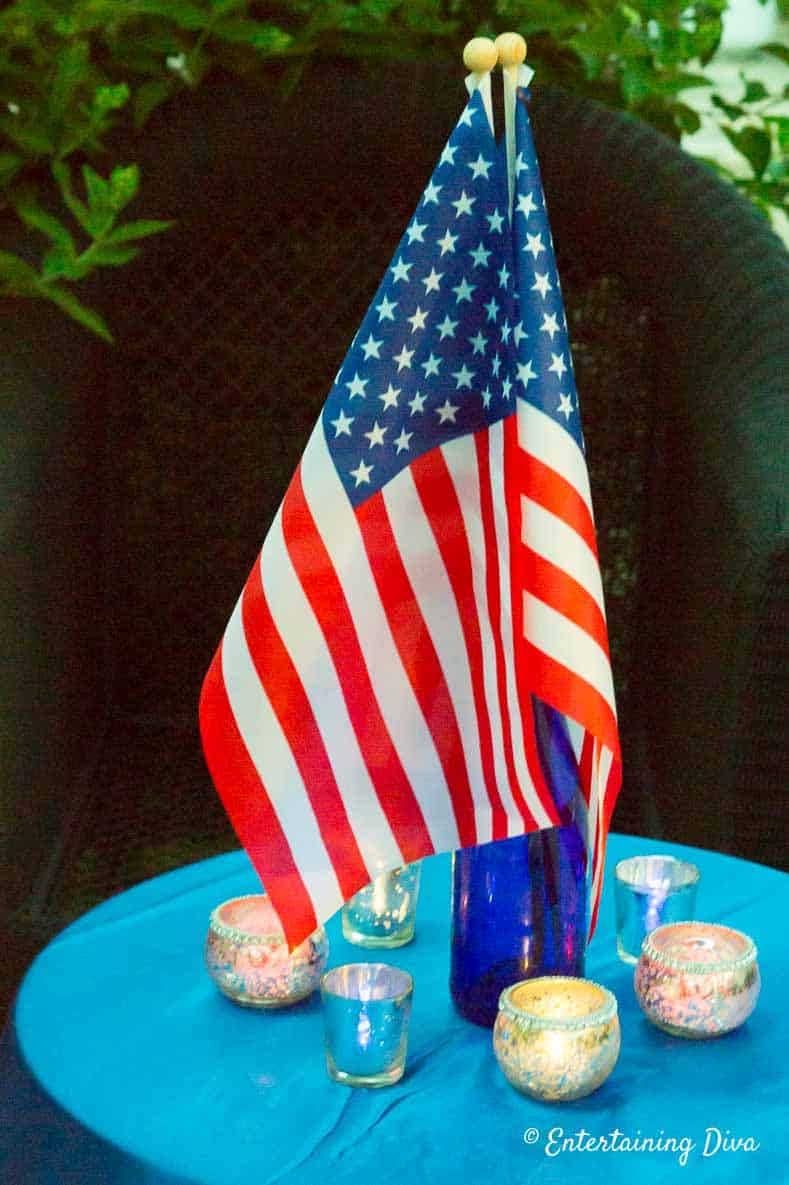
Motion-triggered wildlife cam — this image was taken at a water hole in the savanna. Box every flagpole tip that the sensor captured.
[463,37,498,74]
[495,32,527,68]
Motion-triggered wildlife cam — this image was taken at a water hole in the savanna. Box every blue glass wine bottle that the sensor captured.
[449,700,589,1027]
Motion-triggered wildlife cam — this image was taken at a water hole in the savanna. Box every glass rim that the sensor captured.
[320,962,413,1003]
[641,922,757,974]
[497,975,618,1032]
[614,854,700,888]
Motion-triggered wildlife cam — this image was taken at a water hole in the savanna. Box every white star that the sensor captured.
[457,105,475,127]
[524,232,545,259]
[486,209,505,233]
[376,295,398,321]
[379,383,401,409]
[393,344,414,371]
[481,386,493,408]
[498,263,511,289]
[390,257,412,283]
[423,267,443,294]
[361,333,382,360]
[407,306,428,333]
[406,220,427,244]
[514,151,527,176]
[452,190,475,217]
[330,409,354,437]
[501,376,513,400]
[452,276,476,303]
[345,372,368,399]
[517,359,538,388]
[421,353,442,378]
[468,153,492,180]
[469,330,487,355]
[469,241,492,268]
[548,352,568,379]
[516,191,538,217]
[513,321,527,346]
[557,392,574,420]
[437,314,458,340]
[350,459,373,487]
[532,272,553,298]
[422,180,442,205]
[484,296,500,322]
[364,421,387,448]
[452,363,474,390]
[394,428,413,453]
[408,390,427,415]
[540,312,560,339]
[436,399,459,423]
[437,228,458,255]
[491,354,502,377]
[439,143,457,167]
[500,319,512,344]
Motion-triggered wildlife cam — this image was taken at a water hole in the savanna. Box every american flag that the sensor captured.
[200,84,621,950]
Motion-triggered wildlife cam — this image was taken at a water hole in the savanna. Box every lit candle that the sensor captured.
[493,976,620,1101]
[205,893,328,1008]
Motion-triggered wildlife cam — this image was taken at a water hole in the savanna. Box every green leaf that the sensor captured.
[43,283,114,342]
[81,163,111,210]
[106,218,175,242]
[15,202,77,251]
[672,101,701,134]
[109,164,139,210]
[759,42,789,65]
[740,75,768,104]
[721,125,772,178]
[133,79,177,128]
[0,152,22,185]
[41,243,89,280]
[88,242,141,266]
[711,94,744,121]
[52,159,93,234]
[0,249,40,291]
[764,115,789,156]
[92,82,130,114]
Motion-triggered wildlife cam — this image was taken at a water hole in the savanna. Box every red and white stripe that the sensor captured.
[202,402,616,950]
[516,398,622,933]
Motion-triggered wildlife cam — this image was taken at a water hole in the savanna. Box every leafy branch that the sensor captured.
[0,0,786,343]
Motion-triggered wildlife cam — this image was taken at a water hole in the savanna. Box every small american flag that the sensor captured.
[200,84,621,949]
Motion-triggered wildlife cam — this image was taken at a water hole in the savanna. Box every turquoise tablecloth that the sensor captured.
[2,834,786,1184]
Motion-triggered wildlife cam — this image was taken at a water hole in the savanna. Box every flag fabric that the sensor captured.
[200,82,622,951]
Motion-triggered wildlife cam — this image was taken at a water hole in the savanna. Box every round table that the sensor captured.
[2,834,786,1185]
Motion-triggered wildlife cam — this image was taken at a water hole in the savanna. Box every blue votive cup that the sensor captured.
[321,963,413,1087]
[614,855,699,965]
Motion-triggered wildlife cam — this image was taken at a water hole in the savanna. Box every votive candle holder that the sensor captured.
[635,921,759,1038]
[205,893,328,1008]
[493,976,620,1102]
[614,854,699,965]
[342,863,421,948]
[321,962,413,1087]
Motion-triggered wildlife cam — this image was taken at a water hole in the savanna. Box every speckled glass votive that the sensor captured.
[635,921,760,1038]
[341,863,421,948]
[205,894,328,1008]
[493,976,620,1102]
[615,855,699,964]
[321,963,413,1087]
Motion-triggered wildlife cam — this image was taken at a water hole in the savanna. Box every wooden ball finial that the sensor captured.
[463,37,498,74]
[495,32,527,67]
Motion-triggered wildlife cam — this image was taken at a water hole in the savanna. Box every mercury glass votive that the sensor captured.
[615,855,699,964]
[205,893,328,1008]
[635,921,760,1038]
[321,963,413,1087]
[493,976,620,1102]
[341,863,421,948]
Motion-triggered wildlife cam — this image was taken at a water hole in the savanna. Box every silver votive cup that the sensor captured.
[205,893,328,1007]
[341,863,421,948]
[614,854,699,965]
[321,963,413,1087]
